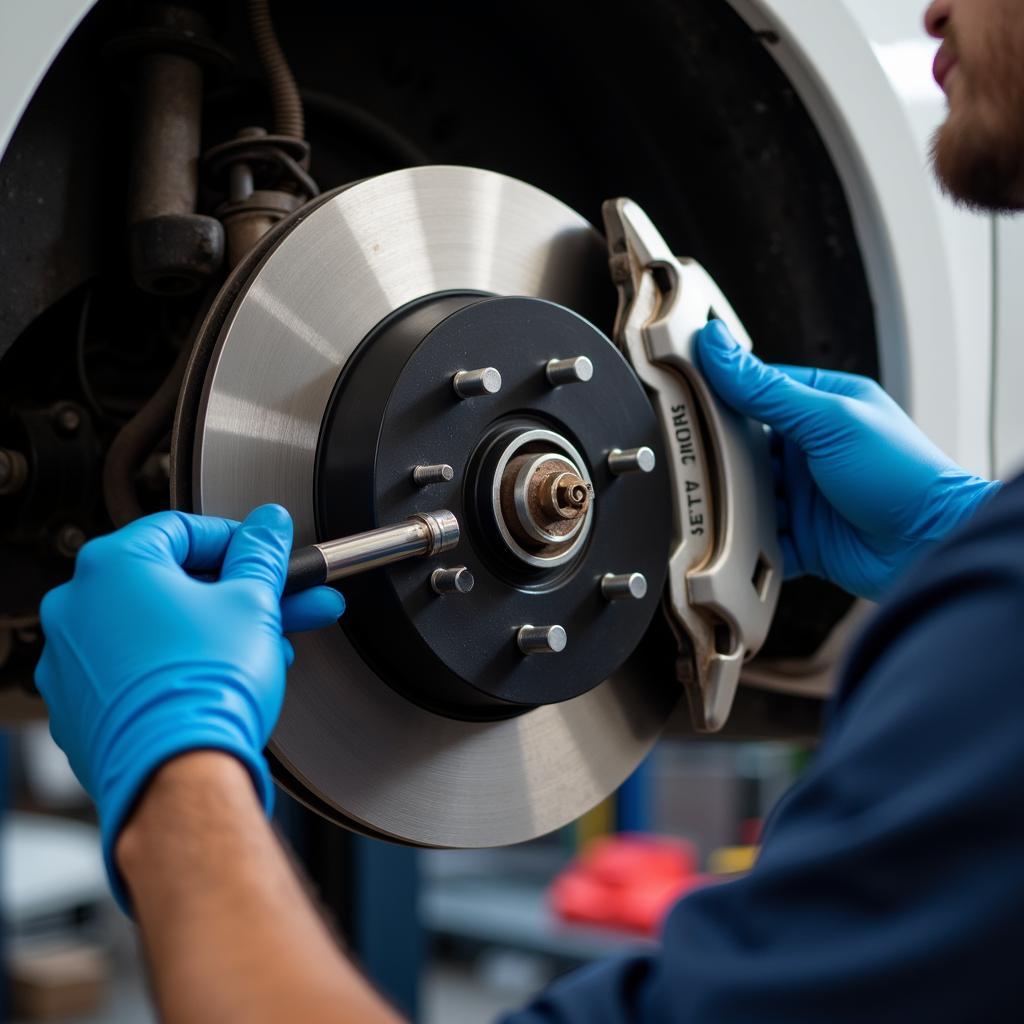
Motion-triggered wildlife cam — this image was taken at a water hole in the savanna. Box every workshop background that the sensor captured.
[2,722,805,1021]
[0,0,1013,1020]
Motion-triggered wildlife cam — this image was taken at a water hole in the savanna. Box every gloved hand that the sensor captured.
[34,505,345,911]
[696,320,1000,600]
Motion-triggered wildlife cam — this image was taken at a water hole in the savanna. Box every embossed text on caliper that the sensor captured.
[602,199,782,731]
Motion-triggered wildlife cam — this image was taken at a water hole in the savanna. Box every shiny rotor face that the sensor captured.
[178,166,678,847]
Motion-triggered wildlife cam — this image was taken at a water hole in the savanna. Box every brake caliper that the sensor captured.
[603,198,782,732]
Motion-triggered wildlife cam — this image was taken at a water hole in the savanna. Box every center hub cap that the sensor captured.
[492,429,594,568]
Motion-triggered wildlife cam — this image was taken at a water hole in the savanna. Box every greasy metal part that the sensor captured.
[601,573,648,602]
[603,198,782,733]
[517,625,568,655]
[203,131,313,186]
[186,167,676,847]
[221,189,304,268]
[431,567,475,595]
[453,367,502,399]
[0,448,28,495]
[122,5,224,295]
[204,0,312,267]
[211,128,310,268]
[546,356,593,387]
[608,446,656,476]
[412,464,455,487]
[491,429,594,569]
[511,455,587,545]
[537,471,591,522]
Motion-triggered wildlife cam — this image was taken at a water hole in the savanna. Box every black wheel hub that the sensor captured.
[316,292,672,720]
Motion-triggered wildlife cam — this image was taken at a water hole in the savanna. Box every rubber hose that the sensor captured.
[301,89,430,166]
[248,0,304,140]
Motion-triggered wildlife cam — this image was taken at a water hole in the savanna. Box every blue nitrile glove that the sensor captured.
[34,505,345,911]
[696,320,1000,600]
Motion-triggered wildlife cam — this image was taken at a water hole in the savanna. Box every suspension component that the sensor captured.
[108,3,229,295]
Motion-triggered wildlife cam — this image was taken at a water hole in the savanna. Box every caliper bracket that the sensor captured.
[603,198,782,732]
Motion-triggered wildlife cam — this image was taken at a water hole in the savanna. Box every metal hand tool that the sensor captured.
[284,510,460,595]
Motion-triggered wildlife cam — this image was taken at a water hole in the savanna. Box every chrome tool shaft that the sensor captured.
[284,510,460,595]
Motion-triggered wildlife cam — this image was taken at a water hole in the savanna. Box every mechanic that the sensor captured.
[31,0,1024,1020]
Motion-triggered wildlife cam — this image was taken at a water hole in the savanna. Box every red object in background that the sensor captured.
[739,818,763,846]
[548,834,715,936]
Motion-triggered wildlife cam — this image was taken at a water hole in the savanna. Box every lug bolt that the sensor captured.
[545,356,593,387]
[517,624,567,655]
[453,367,502,399]
[53,405,82,436]
[608,446,656,476]
[431,566,475,595]
[413,464,455,487]
[55,525,87,559]
[601,572,648,601]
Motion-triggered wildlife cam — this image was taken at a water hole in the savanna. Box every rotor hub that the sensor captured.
[492,434,594,566]
[316,292,671,717]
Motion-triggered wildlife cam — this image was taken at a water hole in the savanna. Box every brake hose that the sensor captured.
[248,0,304,141]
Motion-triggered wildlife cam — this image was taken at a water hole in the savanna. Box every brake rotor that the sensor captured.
[172,166,679,847]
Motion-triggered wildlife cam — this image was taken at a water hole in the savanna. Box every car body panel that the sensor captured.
[730,0,996,477]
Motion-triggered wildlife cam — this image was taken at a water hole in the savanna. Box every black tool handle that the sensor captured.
[284,546,327,596]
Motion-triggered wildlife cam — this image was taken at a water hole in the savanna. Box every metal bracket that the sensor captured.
[603,198,782,732]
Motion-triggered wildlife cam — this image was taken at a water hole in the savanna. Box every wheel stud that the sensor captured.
[431,566,475,595]
[517,624,567,655]
[601,573,648,601]
[413,463,455,486]
[453,367,502,398]
[608,446,656,476]
[545,356,593,387]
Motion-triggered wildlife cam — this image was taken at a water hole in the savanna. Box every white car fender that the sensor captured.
[729,0,994,479]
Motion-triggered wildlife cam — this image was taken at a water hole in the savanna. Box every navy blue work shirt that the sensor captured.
[503,473,1024,1023]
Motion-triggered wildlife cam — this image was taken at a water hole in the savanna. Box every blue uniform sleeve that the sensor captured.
[503,475,1024,1024]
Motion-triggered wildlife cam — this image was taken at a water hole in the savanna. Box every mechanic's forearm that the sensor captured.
[116,752,404,1024]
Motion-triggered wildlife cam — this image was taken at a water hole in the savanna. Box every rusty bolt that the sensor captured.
[539,471,592,523]
[555,476,589,513]
[55,525,87,559]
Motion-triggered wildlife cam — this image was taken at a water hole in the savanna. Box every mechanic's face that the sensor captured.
[926,0,1024,211]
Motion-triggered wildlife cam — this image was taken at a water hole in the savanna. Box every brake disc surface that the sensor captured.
[174,166,679,847]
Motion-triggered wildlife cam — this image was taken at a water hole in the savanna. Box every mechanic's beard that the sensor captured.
[933,105,1024,212]
[931,26,1024,212]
